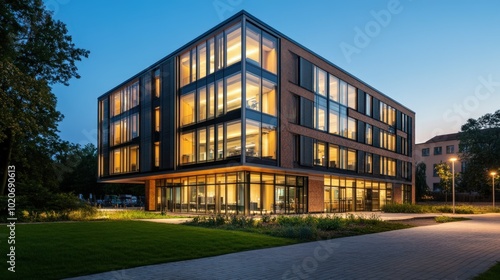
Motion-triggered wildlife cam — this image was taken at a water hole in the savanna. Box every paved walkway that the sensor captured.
[67,213,500,280]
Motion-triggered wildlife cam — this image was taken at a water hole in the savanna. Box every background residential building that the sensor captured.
[97,11,415,214]
[415,133,461,191]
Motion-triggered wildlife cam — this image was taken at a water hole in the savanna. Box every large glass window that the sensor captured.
[226,121,241,157]
[111,113,140,146]
[110,82,139,117]
[246,120,260,157]
[315,96,327,131]
[262,79,276,116]
[197,42,207,79]
[154,69,161,98]
[347,117,357,140]
[190,48,197,84]
[314,66,327,96]
[329,75,339,102]
[339,80,347,106]
[262,32,277,74]
[314,141,326,167]
[365,153,372,173]
[216,79,224,116]
[208,126,215,161]
[180,131,195,164]
[366,94,372,116]
[209,38,215,74]
[180,92,195,126]
[155,107,160,132]
[208,83,215,119]
[340,106,348,137]
[197,86,207,122]
[262,123,276,159]
[198,129,207,162]
[110,145,139,174]
[365,124,372,145]
[347,149,356,171]
[246,72,260,111]
[217,124,224,160]
[246,23,260,65]
[329,145,339,168]
[347,84,357,110]
[180,52,190,87]
[226,24,241,66]
[329,102,339,135]
[225,72,241,112]
[216,33,224,70]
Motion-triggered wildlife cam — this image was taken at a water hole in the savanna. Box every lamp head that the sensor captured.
[450,157,457,162]
[491,172,497,176]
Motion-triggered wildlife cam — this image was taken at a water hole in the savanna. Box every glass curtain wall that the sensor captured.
[156,172,307,214]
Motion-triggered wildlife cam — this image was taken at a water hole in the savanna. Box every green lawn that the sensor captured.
[0,221,296,280]
[475,262,500,280]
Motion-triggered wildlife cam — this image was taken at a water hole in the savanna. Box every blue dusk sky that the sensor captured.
[47,0,500,145]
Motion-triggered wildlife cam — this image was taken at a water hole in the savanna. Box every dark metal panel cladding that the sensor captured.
[299,135,313,167]
[299,57,313,91]
[372,98,380,121]
[161,57,175,170]
[357,89,365,115]
[102,98,109,176]
[300,97,314,128]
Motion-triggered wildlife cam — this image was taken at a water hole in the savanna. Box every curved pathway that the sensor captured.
[67,213,500,280]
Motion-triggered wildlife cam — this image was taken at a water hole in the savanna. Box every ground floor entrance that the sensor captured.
[156,172,308,215]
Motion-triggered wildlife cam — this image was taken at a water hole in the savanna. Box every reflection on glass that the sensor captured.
[262,32,277,74]
[262,79,276,116]
[226,24,241,66]
[180,92,195,126]
[225,73,241,112]
[226,121,241,157]
[181,131,195,164]
[246,72,260,111]
[246,24,260,65]
[246,120,260,157]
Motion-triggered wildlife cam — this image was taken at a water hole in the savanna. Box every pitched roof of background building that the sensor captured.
[425,132,460,143]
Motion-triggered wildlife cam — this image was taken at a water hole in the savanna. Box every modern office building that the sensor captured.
[415,133,461,192]
[97,11,415,214]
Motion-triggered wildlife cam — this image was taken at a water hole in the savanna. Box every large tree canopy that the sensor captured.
[0,0,89,194]
[459,110,500,193]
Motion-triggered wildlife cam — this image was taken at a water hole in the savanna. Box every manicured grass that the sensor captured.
[0,221,296,279]
[382,203,500,214]
[475,262,500,280]
[434,216,470,223]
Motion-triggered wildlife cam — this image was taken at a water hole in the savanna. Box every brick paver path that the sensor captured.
[68,213,500,280]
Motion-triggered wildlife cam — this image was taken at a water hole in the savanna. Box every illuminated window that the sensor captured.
[225,24,241,66]
[197,42,206,79]
[208,126,215,161]
[208,83,215,119]
[314,66,327,96]
[262,32,277,74]
[329,102,339,135]
[246,72,260,111]
[347,84,357,110]
[180,131,195,164]
[366,94,372,116]
[226,121,241,157]
[216,79,224,116]
[225,72,241,112]
[110,146,139,174]
[329,145,339,168]
[347,149,356,171]
[246,23,260,65]
[340,106,348,137]
[198,86,207,122]
[339,80,347,106]
[130,146,139,172]
[262,79,276,116]
[180,92,195,126]
[154,142,160,167]
[180,52,190,87]
[154,69,161,98]
[209,38,215,74]
[315,96,327,131]
[314,141,326,167]
[198,128,207,162]
[217,124,224,160]
[113,122,121,145]
[155,107,160,132]
[190,48,197,84]
[111,92,121,117]
[380,156,396,176]
[365,124,372,145]
[347,117,356,140]
[262,123,276,159]
[329,75,339,102]
[216,32,224,70]
[246,120,260,157]
[113,150,121,173]
[365,153,372,173]
[131,113,139,138]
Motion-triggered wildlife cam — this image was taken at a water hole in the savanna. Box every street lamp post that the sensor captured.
[450,158,457,214]
[491,172,496,209]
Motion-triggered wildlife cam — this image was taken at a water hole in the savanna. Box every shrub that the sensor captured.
[382,203,425,213]
[316,216,342,231]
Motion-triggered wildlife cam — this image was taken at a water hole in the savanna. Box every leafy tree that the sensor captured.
[0,0,89,194]
[459,110,500,194]
[415,162,429,201]
[435,162,456,202]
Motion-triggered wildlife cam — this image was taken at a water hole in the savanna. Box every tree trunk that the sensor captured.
[0,129,13,196]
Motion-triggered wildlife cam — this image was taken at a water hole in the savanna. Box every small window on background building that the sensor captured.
[422,148,429,156]
[154,142,160,167]
[155,107,160,132]
[446,145,454,154]
[434,146,442,155]
[433,164,438,177]
[154,69,161,97]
